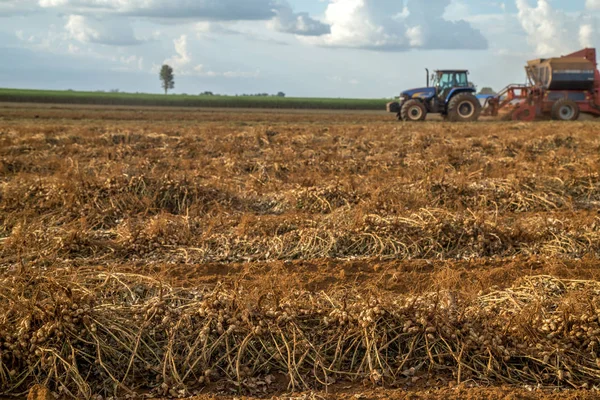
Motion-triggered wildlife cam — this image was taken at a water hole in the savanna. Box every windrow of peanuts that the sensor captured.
[2,270,600,398]
[3,122,600,399]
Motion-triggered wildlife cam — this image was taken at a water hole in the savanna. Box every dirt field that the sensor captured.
[2,105,600,399]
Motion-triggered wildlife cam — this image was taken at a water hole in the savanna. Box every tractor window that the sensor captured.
[456,73,468,87]
[437,72,469,89]
[439,73,453,89]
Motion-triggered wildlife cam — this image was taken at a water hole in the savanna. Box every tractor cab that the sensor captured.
[432,70,471,100]
[387,68,481,122]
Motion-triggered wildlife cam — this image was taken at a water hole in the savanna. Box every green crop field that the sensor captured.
[0,88,390,110]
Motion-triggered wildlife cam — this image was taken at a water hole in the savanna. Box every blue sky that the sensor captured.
[0,0,598,98]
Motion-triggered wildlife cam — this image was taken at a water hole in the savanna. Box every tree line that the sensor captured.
[160,63,497,98]
[159,64,285,97]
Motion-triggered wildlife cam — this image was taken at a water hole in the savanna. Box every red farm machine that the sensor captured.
[484,48,600,121]
[388,48,600,122]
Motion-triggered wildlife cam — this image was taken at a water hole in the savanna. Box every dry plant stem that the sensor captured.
[3,112,600,399]
[3,272,599,397]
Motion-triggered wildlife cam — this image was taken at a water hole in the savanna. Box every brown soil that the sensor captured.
[112,256,600,296]
[183,385,600,400]
[0,102,390,123]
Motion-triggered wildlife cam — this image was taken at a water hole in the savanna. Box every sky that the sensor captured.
[0,0,598,98]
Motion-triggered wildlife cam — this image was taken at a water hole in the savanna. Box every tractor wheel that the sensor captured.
[400,100,427,122]
[551,99,580,121]
[447,93,482,122]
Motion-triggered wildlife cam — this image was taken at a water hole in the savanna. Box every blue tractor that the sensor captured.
[387,69,482,122]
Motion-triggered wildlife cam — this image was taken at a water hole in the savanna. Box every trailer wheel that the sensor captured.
[551,99,580,121]
[447,93,481,122]
[400,100,427,122]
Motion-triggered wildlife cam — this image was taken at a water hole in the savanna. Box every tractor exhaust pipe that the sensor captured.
[426,68,430,87]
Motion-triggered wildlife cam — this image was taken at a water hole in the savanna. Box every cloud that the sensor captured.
[443,0,470,21]
[67,43,80,53]
[580,24,595,48]
[587,0,600,10]
[303,0,487,51]
[164,34,191,69]
[14,24,71,52]
[39,0,330,39]
[39,0,279,20]
[119,55,144,71]
[269,3,330,36]
[0,0,39,16]
[193,22,292,46]
[192,65,260,78]
[195,22,241,36]
[65,15,144,46]
[160,35,259,79]
[516,0,597,56]
[39,0,330,37]
[13,23,147,74]
[192,64,260,79]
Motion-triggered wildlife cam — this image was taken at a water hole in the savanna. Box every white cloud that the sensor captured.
[515,0,567,56]
[304,0,487,51]
[65,15,143,46]
[162,36,259,79]
[193,65,214,76]
[14,24,71,51]
[223,70,260,78]
[13,21,146,74]
[164,34,191,69]
[15,30,35,42]
[269,3,330,36]
[443,0,470,21]
[587,0,600,10]
[195,22,241,36]
[121,55,144,69]
[406,26,424,47]
[580,24,594,48]
[516,0,598,56]
[192,64,260,78]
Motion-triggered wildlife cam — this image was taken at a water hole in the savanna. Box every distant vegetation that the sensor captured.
[479,87,496,95]
[200,91,286,97]
[0,88,389,110]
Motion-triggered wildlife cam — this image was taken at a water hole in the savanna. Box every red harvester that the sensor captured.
[484,48,600,121]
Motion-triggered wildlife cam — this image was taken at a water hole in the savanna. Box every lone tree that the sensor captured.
[160,65,175,95]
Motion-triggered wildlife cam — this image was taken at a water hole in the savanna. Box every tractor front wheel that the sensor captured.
[447,93,481,122]
[551,99,580,121]
[400,100,427,122]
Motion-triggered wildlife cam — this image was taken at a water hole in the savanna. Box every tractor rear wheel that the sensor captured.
[551,99,580,121]
[447,93,481,122]
[400,100,427,122]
